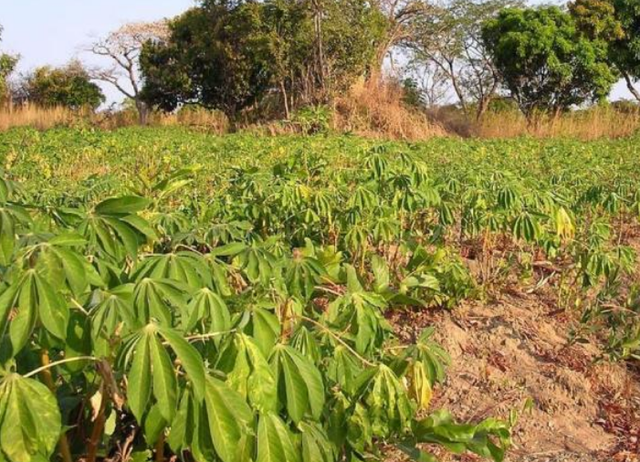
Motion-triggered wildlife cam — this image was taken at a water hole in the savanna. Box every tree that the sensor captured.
[88,21,168,124]
[140,3,278,119]
[482,6,617,119]
[0,25,19,107]
[570,0,640,102]
[406,0,522,121]
[20,61,105,110]
[140,0,387,120]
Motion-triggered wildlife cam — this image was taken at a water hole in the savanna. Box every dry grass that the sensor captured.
[473,106,640,140]
[332,79,447,140]
[0,104,229,134]
[0,104,83,131]
[2,99,640,142]
[95,107,229,133]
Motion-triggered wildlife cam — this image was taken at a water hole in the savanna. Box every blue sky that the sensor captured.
[0,0,633,103]
[1,0,196,105]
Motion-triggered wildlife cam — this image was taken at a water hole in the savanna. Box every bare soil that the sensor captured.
[387,289,640,462]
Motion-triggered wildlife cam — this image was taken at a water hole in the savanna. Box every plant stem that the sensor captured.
[40,350,74,462]
[86,385,107,462]
[155,433,165,462]
[297,314,376,367]
[25,356,98,378]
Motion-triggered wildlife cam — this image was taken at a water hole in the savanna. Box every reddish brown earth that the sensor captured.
[387,289,640,462]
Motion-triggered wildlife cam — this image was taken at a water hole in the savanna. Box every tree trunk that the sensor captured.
[280,81,290,119]
[622,70,640,103]
[448,67,468,116]
[475,96,492,121]
[136,100,150,126]
[311,0,325,100]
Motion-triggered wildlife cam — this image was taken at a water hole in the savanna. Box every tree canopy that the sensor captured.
[570,0,640,101]
[20,61,105,110]
[0,25,19,106]
[482,6,617,118]
[140,0,387,119]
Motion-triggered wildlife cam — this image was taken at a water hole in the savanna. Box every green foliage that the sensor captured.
[0,129,526,462]
[20,61,105,110]
[2,126,640,461]
[0,25,18,105]
[140,0,387,118]
[482,6,617,117]
[570,0,640,95]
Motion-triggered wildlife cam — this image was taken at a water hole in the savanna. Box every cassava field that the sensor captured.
[0,127,639,462]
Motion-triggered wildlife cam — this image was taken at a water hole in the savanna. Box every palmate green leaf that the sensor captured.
[0,374,61,462]
[0,204,31,266]
[185,288,231,335]
[285,255,325,300]
[326,345,363,391]
[80,202,154,261]
[126,324,205,424]
[127,332,152,422]
[300,421,336,462]
[0,271,69,357]
[132,278,189,328]
[371,255,390,294]
[167,388,198,454]
[326,285,390,356]
[90,284,136,353]
[234,245,276,285]
[354,365,413,437]
[204,376,254,462]
[270,345,325,424]
[289,326,321,363]
[256,413,300,462]
[94,196,150,216]
[222,334,277,413]
[411,410,511,462]
[245,306,280,356]
[148,333,178,422]
[36,244,92,299]
[158,326,206,402]
[132,252,212,291]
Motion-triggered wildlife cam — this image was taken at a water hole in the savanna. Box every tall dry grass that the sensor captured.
[473,106,640,140]
[0,104,83,131]
[2,99,640,141]
[332,79,447,140]
[95,106,228,133]
[0,104,229,134]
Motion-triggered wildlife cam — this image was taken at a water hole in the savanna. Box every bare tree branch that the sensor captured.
[87,20,169,124]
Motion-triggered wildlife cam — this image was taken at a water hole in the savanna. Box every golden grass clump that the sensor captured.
[474,105,640,140]
[0,104,82,131]
[332,79,447,140]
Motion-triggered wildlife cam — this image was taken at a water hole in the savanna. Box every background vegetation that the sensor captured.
[0,127,639,461]
[2,0,640,138]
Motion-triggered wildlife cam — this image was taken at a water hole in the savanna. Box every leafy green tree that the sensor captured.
[140,3,283,119]
[21,60,105,110]
[140,0,387,120]
[0,25,19,106]
[570,0,640,102]
[482,6,617,118]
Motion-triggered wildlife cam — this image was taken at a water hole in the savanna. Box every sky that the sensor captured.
[1,0,197,105]
[0,0,634,104]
